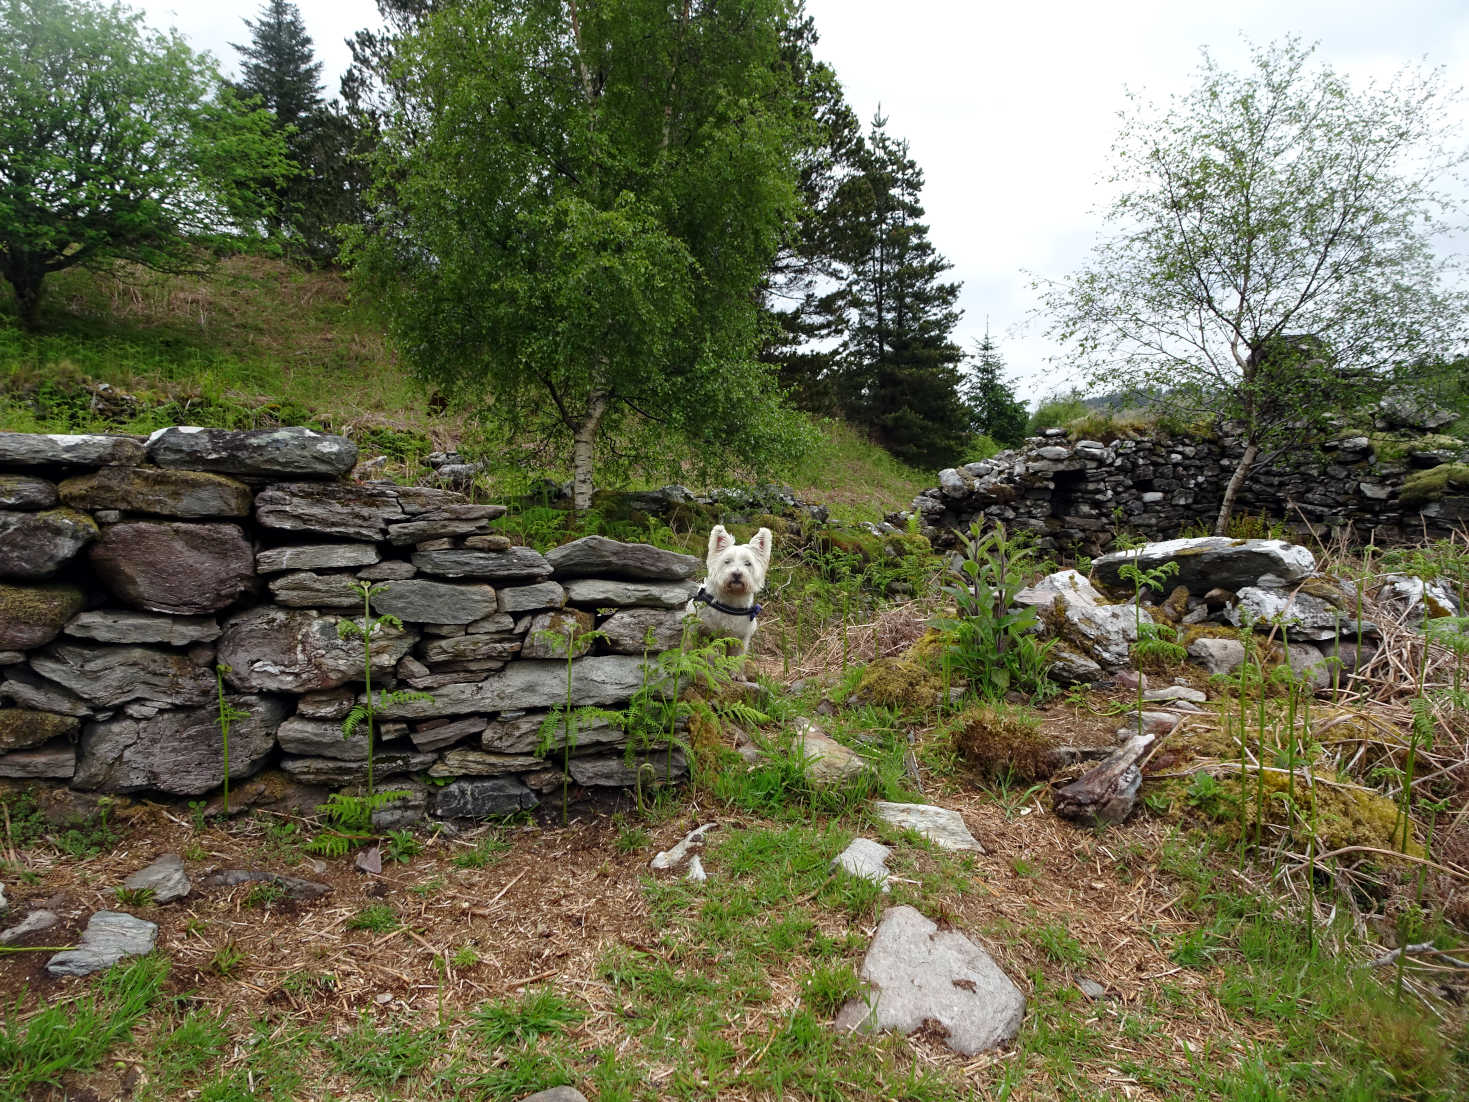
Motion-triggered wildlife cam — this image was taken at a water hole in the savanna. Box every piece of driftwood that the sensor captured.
[1051,733,1155,827]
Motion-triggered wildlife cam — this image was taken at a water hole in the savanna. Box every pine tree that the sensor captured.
[233,0,323,131]
[963,329,1029,447]
[832,115,969,469]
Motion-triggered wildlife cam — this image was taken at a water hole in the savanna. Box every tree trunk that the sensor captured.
[6,269,44,330]
[1214,442,1259,536]
[571,388,609,514]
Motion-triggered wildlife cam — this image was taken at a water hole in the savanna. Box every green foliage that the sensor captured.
[0,0,292,327]
[471,988,586,1047]
[1026,391,1089,435]
[1042,37,1469,533]
[963,332,1029,447]
[345,904,399,933]
[348,0,817,509]
[451,831,511,870]
[0,956,167,1094]
[209,942,246,977]
[242,881,286,909]
[306,790,409,858]
[931,520,1056,702]
[112,886,155,908]
[213,664,250,815]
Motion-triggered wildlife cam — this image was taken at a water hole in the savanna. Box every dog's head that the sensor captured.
[705,524,772,599]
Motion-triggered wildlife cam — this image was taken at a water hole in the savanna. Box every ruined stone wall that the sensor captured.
[0,427,702,821]
[906,429,1469,553]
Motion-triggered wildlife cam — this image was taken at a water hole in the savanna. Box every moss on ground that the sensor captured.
[853,657,940,709]
[951,703,1055,781]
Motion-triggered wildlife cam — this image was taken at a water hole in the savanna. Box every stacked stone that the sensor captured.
[906,428,1469,553]
[0,427,702,821]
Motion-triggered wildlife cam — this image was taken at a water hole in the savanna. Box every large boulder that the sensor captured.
[545,536,701,581]
[89,522,255,614]
[217,606,418,693]
[0,508,98,579]
[0,582,84,649]
[74,694,288,795]
[146,425,357,477]
[1226,583,1374,642]
[58,467,253,517]
[254,481,404,541]
[0,433,144,468]
[374,656,651,719]
[30,644,215,708]
[1092,537,1315,596]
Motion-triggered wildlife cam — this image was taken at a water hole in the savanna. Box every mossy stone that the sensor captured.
[0,582,85,649]
[1400,463,1469,508]
[0,708,79,751]
[854,657,940,708]
[951,704,1055,781]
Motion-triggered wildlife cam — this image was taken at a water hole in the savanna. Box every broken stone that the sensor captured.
[650,822,717,870]
[544,536,701,581]
[255,481,403,541]
[267,571,363,609]
[1092,537,1315,596]
[0,582,84,649]
[0,908,59,945]
[429,749,543,777]
[411,716,487,752]
[201,869,331,899]
[0,708,78,751]
[147,425,357,477]
[122,854,191,903]
[1142,685,1207,704]
[794,718,870,784]
[279,750,434,786]
[833,838,892,891]
[872,802,984,852]
[431,776,538,818]
[64,609,220,646]
[386,505,507,546]
[47,911,158,976]
[409,545,552,580]
[598,608,690,654]
[685,856,707,882]
[31,643,215,708]
[0,741,76,778]
[518,609,595,659]
[834,905,1025,1055]
[563,578,695,610]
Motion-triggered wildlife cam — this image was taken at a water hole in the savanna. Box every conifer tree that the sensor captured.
[964,329,1029,447]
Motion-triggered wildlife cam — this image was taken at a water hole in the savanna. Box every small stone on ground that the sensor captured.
[650,822,716,871]
[46,910,158,976]
[1,908,59,945]
[123,853,191,903]
[518,1088,588,1102]
[872,802,984,852]
[833,838,892,891]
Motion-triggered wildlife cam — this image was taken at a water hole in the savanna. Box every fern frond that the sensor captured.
[341,705,370,739]
[337,619,364,640]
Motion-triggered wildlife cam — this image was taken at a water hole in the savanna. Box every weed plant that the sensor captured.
[211,663,250,816]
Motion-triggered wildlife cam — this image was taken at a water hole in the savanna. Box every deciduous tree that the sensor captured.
[1042,38,1468,533]
[0,0,290,327]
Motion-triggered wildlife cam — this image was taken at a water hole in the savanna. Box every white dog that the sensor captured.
[687,524,772,655]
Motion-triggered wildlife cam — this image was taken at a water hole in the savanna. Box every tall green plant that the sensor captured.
[213,663,250,816]
[533,619,611,826]
[1117,551,1182,734]
[931,521,1055,703]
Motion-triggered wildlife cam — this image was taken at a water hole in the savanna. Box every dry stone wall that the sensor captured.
[0,427,701,821]
[905,429,1469,553]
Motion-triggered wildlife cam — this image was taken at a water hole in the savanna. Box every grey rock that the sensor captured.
[0,475,58,509]
[58,467,252,517]
[1376,389,1458,431]
[1,667,91,717]
[498,582,567,615]
[567,749,687,787]
[462,533,512,552]
[1115,711,1181,737]
[0,651,20,665]
[371,580,498,624]
[89,522,255,615]
[256,543,381,573]
[563,578,696,610]
[201,869,331,899]
[833,838,892,891]
[467,614,517,636]
[410,545,551,581]
[1186,637,1246,676]
[1014,569,1104,609]
[1,908,59,945]
[795,718,870,783]
[0,741,76,778]
[482,710,625,754]
[1322,638,1378,676]
[518,1088,588,1102]
[296,688,355,720]
[357,560,416,580]
[370,786,428,830]
[0,708,79,750]
[872,802,984,852]
[1092,537,1315,595]
[374,656,652,719]
[147,425,357,477]
[0,582,85,649]
[1076,978,1107,1000]
[1227,584,1368,642]
[267,571,363,609]
[0,432,144,468]
[429,749,543,777]
[432,776,538,818]
[255,481,404,541]
[387,505,507,546]
[217,607,417,693]
[518,610,595,659]
[123,854,191,903]
[276,716,377,760]
[545,535,701,582]
[598,608,690,654]
[1377,574,1460,622]
[834,905,1025,1055]
[31,643,215,707]
[279,750,434,786]
[1047,647,1107,685]
[0,508,99,579]
[1142,685,1207,704]
[75,695,288,795]
[1056,593,1152,670]
[47,911,158,976]
[65,610,220,646]
[1286,643,1331,692]
[421,634,522,664]
[411,716,487,752]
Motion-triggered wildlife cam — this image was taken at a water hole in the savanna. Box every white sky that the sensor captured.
[135,0,1469,407]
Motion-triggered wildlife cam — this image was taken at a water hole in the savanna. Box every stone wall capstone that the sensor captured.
[903,429,1469,552]
[0,428,704,819]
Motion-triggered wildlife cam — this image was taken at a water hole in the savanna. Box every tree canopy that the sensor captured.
[1042,38,1468,533]
[0,0,291,327]
[349,0,817,508]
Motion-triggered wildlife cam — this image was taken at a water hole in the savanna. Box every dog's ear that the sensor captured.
[708,524,734,557]
[749,527,773,562]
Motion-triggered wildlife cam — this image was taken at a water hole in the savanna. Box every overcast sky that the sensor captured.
[135,0,1469,406]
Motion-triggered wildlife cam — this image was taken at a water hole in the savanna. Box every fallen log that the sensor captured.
[1050,733,1155,827]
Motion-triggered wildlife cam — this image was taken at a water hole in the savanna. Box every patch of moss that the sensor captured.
[1400,463,1469,508]
[853,657,940,709]
[903,629,947,671]
[0,582,84,648]
[0,708,79,751]
[951,703,1055,781]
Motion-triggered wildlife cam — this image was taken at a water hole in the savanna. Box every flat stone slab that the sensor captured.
[217,606,417,693]
[255,481,404,541]
[873,802,984,852]
[0,475,58,509]
[795,718,870,784]
[123,854,191,903]
[0,708,79,751]
[31,643,215,708]
[147,426,357,477]
[1186,637,1246,675]
[89,521,255,615]
[1092,537,1315,595]
[374,656,652,719]
[429,749,543,777]
[0,508,98,579]
[1142,685,1207,704]
[833,838,892,891]
[202,869,331,899]
[598,608,689,654]
[432,776,538,818]
[0,582,84,649]
[563,578,696,610]
[1,908,59,945]
[0,742,76,778]
[0,433,144,468]
[47,910,158,976]
[58,467,253,517]
[545,535,701,581]
[65,609,220,646]
[834,905,1025,1055]
[498,582,566,615]
[567,749,687,786]
[387,505,506,546]
[410,546,552,581]
[256,543,381,574]
[371,580,498,624]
